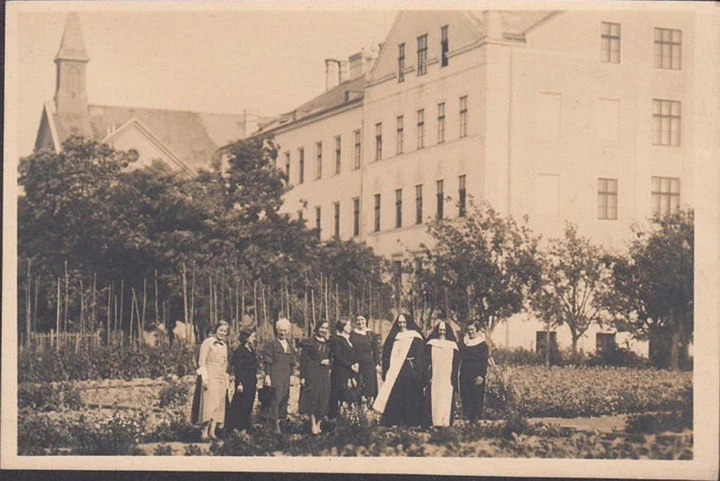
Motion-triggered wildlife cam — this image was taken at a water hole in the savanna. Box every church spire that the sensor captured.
[55,12,89,62]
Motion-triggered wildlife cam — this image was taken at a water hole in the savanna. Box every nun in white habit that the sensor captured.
[425,320,460,427]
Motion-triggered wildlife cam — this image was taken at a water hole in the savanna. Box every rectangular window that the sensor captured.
[374,194,381,232]
[536,331,559,354]
[437,102,446,143]
[334,136,342,175]
[652,99,681,146]
[601,22,621,63]
[395,188,403,228]
[441,25,449,67]
[284,151,290,178]
[417,34,428,76]
[353,129,361,170]
[458,174,467,217]
[459,95,468,138]
[398,43,406,82]
[396,115,404,155]
[298,148,305,184]
[417,109,425,149]
[375,122,383,161]
[596,333,617,352]
[597,178,618,220]
[654,28,681,70]
[436,179,444,220]
[353,197,360,237]
[651,176,680,216]
[315,206,321,235]
[333,201,340,239]
[415,184,423,224]
[315,142,323,179]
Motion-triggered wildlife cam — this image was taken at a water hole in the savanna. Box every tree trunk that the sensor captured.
[669,329,681,371]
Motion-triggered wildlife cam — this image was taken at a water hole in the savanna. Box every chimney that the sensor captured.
[325,59,341,91]
[348,48,378,80]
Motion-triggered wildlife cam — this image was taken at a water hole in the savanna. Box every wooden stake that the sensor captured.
[253,280,258,328]
[91,272,97,333]
[190,261,196,331]
[182,263,189,328]
[119,280,125,334]
[64,260,69,333]
[33,279,39,334]
[154,269,159,325]
[106,283,112,343]
[25,259,31,347]
[79,279,85,334]
[142,278,147,334]
[310,288,316,334]
[56,277,61,353]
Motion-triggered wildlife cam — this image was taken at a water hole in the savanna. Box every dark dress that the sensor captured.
[225,344,258,432]
[381,334,426,427]
[298,336,331,417]
[349,329,380,399]
[458,339,489,421]
[329,334,359,418]
[262,338,296,420]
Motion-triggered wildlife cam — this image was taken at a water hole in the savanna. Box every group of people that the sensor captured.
[190,313,489,440]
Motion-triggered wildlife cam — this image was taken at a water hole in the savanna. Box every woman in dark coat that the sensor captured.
[349,315,380,401]
[372,313,426,427]
[425,320,460,427]
[329,318,360,418]
[225,327,258,434]
[299,322,332,434]
[458,321,489,422]
[262,317,297,434]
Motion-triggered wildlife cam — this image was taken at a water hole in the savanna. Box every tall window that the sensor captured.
[436,180,444,220]
[333,201,340,239]
[398,43,406,82]
[652,99,681,146]
[437,102,446,143]
[375,122,383,161]
[315,206,321,235]
[417,109,425,149]
[654,28,681,70]
[458,174,467,217]
[415,184,423,224]
[601,22,621,63]
[395,188,403,228]
[441,25,449,67]
[284,151,290,178]
[353,129,361,170]
[396,115,404,155]
[315,142,323,179]
[651,176,680,216]
[298,148,305,184]
[374,194,381,232]
[596,333,617,352]
[352,197,360,237]
[334,135,342,175]
[417,34,428,76]
[597,178,618,220]
[459,95,468,138]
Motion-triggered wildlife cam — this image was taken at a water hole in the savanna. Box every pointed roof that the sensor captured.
[55,12,89,62]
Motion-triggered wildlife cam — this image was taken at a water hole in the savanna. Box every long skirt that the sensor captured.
[225,384,257,432]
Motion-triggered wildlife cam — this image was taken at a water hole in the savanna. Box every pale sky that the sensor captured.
[12,4,398,157]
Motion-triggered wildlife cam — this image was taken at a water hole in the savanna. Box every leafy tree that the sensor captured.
[602,210,694,370]
[531,223,613,355]
[411,201,542,338]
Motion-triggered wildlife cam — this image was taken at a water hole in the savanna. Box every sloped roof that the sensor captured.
[466,10,558,36]
[259,75,366,133]
[48,103,249,172]
[56,12,89,62]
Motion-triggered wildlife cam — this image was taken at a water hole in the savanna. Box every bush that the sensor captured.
[72,411,144,455]
[588,345,650,369]
[146,410,198,443]
[17,414,74,454]
[18,382,83,412]
[158,382,189,409]
[153,444,175,456]
[18,344,196,383]
[184,444,204,456]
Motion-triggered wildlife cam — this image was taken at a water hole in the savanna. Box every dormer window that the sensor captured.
[417,34,428,76]
[441,25,449,67]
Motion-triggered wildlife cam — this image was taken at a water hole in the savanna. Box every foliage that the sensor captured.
[18,343,196,383]
[71,411,144,455]
[18,382,83,412]
[153,444,175,456]
[531,223,613,354]
[17,413,75,454]
[409,201,541,334]
[601,210,694,370]
[158,381,189,408]
[183,444,204,456]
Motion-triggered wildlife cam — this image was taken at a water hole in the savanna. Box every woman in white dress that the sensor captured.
[425,320,459,427]
[194,321,230,440]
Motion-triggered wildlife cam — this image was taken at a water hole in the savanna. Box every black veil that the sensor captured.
[426,320,458,343]
[381,313,424,378]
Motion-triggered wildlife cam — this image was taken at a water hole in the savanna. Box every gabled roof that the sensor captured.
[259,75,366,133]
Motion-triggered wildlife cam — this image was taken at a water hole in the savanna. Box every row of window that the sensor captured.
[536,331,617,353]
[375,95,468,161]
[601,23,682,69]
[597,175,679,220]
[398,25,449,82]
[283,130,362,184]
[307,175,468,240]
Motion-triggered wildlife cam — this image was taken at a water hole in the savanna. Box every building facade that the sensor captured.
[258,10,695,353]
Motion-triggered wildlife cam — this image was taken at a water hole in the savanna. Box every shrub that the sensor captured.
[184,444,204,456]
[158,382,189,409]
[146,410,198,443]
[71,411,144,455]
[17,414,74,454]
[18,382,83,412]
[588,345,650,369]
[153,444,175,456]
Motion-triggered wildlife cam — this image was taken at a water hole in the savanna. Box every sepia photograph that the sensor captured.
[2,0,719,478]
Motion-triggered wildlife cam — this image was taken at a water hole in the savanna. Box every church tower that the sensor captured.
[53,13,91,135]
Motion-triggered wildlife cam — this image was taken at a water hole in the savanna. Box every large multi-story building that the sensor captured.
[258,10,695,352]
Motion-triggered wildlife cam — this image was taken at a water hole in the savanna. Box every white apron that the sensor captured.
[373,330,422,414]
[427,338,458,426]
